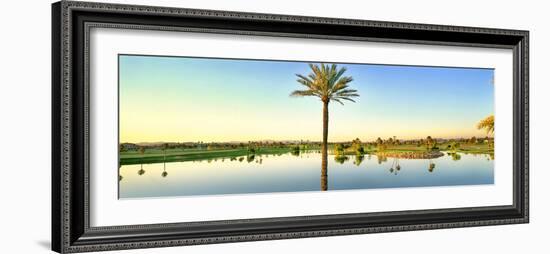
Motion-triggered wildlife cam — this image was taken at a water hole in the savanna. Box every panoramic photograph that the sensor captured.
[118,55,495,199]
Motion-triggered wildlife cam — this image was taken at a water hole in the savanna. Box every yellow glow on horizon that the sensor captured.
[120,108,491,143]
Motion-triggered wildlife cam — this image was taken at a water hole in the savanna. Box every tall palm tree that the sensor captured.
[477,115,495,135]
[290,63,359,191]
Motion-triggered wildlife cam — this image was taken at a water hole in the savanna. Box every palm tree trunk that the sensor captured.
[321,100,329,191]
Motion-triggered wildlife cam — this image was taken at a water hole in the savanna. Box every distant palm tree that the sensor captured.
[477,115,495,135]
[290,63,359,191]
[425,136,435,151]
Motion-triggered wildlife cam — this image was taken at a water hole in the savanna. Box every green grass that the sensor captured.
[375,142,492,153]
[119,142,493,165]
[120,147,313,165]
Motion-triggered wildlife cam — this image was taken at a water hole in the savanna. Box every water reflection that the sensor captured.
[428,161,436,173]
[446,152,462,161]
[291,147,300,156]
[161,161,168,178]
[354,155,365,166]
[389,158,401,175]
[247,154,255,163]
[377,155,388,164]
[452,153,461,161]
[119,152,494,199]
[138,163,145,176]
[334,155,350,164]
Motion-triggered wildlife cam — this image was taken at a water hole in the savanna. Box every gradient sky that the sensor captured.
[119,55,494,143]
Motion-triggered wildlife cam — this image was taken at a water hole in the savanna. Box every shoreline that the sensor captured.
[375,151,445,159]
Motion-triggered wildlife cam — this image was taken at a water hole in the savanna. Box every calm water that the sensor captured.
[119,152,494,199]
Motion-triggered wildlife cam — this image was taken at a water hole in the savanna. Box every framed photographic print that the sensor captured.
[51,1,529,253]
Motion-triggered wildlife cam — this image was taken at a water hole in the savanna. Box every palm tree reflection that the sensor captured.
[428,160,436,173]
[138,167,145,175]
[389,158,401,175]
[138,146,146,176]
[161,157,168,178]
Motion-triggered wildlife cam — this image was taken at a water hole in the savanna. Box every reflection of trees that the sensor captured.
[138,146,146,176]
[353,154,365,166]
[377,155,387,164]
[428,161,436,173]
[451,153,461,161]
[247,154,255,163]
[334,155,349,164]
[161,158,168,178]
[118,160,122,181]
[138,161,145,175]
[389,158,401,175]
[290,147,300,156]
[447,152,461,161]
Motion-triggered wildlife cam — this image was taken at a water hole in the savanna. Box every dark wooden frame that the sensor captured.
[52,1,529,253]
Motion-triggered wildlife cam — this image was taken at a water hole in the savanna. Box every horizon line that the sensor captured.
[120,135,493,144]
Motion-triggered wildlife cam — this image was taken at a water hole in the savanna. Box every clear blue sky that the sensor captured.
[119,55,494,143]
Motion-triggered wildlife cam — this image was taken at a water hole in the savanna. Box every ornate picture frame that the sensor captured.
[52,1,529,253]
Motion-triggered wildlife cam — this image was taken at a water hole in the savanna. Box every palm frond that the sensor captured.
[332,96,357,103]
[290,90,317,97]
[329,66,347,86]
[291,63,359,104]
[331,98,344,105]
[295,74,313,85]
[477,115,495,134]
[334,89,359,96]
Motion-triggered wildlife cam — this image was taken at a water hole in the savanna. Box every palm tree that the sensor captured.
[425,136,435,151]
[477,115,495,135]
[477,115,494,148]
[290,63,359,191]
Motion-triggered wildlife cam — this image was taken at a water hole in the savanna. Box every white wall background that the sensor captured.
[0,0,547,253]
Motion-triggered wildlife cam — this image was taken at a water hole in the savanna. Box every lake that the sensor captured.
[119,152,494,199]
